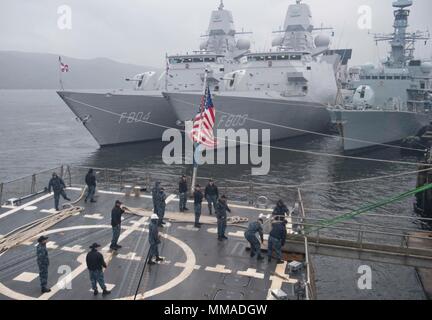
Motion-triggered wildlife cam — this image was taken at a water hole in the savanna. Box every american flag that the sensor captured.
[59,56,69,72]
[190,85,218,149]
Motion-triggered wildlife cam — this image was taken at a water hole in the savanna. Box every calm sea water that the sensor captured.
[0,89,428,299]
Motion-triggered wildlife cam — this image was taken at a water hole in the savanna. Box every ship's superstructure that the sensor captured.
[165,0,346,142]
[329,0,432,152]
[57,1,249,146]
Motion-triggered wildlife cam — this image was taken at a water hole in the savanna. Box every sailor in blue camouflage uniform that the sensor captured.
[178,175,189,212]
[148,214,164,265]
[86,243,111,296]
[244,217,265,260]
[36,235,51,293]
[158,187,167,227]
[205,179,219,215]
[272,200,289,222]
[268,220,288,264]
[215,195,231,241]
[48,172,71,211]
[152,181,161,215]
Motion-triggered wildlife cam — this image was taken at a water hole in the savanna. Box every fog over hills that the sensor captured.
[0,51,157,89]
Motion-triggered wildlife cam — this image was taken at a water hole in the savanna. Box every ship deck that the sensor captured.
[0,188,305,300]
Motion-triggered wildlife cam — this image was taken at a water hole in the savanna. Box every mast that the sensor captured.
[373,0,429,68]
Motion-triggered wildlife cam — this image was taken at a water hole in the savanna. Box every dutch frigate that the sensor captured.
[329,0,432,153]
[57,1,250,146]
[164,0,348,142]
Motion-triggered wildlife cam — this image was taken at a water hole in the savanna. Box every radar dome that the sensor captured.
[353,85,375,108]
[420,62,432,74]
[236,39,251,51]
[200,40,208,51]
[314,34,330,48]
[393,0,413,8]
[272,35,284,47]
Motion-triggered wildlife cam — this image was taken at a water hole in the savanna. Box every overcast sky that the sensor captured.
[0,0,431,68]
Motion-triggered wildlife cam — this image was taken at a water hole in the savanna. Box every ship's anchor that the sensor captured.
[75,114,92,124]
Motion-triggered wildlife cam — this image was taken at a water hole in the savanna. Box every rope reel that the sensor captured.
[255,196,269,209]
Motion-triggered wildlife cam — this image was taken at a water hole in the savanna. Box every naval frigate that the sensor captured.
[164,0,349,142]
[57,1,250,146]
[329,0,432,153]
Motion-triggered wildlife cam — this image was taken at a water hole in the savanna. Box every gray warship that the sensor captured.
[56,1,250,146]
[329,0,432,153]
[164,0,348,142]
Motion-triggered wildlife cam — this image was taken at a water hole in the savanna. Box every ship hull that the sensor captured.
[57,90,177,146]
[329,109,430,152]
[164,92,331,141]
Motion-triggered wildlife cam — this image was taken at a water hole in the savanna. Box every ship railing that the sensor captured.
[4,165,432,232]
[297,189,316,300]
[0,166,64,206]
[63,165,263,205]
[285,215,432,255]
[1,165,287,207]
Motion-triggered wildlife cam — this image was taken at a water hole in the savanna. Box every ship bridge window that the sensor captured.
[401,76,408,80]
[265,55,278,61]
[277,55,289,60]
[365,76,371,80]
[209,30,226,36]
[386,76,393,80]
[290,55,301,60]
[193,58,204,63]
[394,76,401,80]
[183,58,193,63]
[372,76,378,80]
[169,58,183,64]
[379,76,385,80]
[204,57,216,62]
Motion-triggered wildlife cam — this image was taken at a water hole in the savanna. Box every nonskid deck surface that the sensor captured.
[0,188,302,300]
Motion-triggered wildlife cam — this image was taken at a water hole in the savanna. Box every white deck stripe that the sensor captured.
[205,264,232,274]
[266,262,297,300]
[66,187,82,191]
[237,268,265,280]
[84,213,104,220]
[174,262,201,270]
[178,225,199,232]
[117,252,142,261]
[165,194,177,203]
[13,272,39,283]
[88,283,115,292]
[0,193,53,220]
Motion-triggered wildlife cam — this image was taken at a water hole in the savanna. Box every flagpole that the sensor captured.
[58,56,64,91]
[165,53,169,91]
[191,69,209,194]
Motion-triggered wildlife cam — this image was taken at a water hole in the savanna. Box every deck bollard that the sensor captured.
[124,185,133,197]
[133,186,141,197]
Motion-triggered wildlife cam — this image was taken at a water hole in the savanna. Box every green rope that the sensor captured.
[304,183,432,235]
